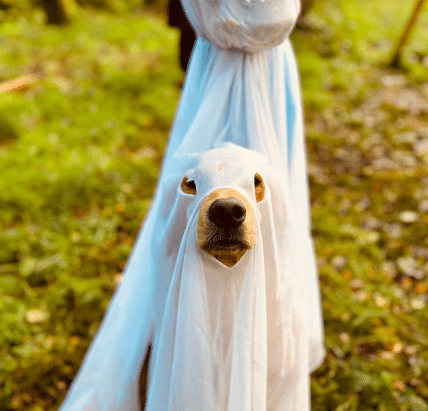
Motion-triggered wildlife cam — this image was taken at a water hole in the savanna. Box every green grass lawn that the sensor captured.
[1,1,428,410]
[293,1,428,410]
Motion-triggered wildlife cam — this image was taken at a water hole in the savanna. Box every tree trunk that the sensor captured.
[300,0,315,17]
[40,0,79,25]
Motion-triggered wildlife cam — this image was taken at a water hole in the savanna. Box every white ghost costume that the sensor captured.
[59,1,325,409]
[181,0,301,53]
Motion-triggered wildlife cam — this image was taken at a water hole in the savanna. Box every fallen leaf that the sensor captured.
[399,210,419,223]
[415,282,428,294]
[397,256,419,276]
[375,295,389,309]
[349,278,365,290]
[394,380,406,392]
[392,342,403,354]
[332,255,348,270]
[410,296,426,310]
[25,309,48,324]
[401,277,413,290]
[339,332,351,344]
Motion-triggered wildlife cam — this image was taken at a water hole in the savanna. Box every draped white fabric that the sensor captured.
[145,145,311,410]
[181,0,300,52]
[59,4,325,410]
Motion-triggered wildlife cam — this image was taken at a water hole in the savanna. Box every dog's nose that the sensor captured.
[208,197,246,229]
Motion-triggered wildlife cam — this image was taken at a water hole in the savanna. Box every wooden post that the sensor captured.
[390,0,427,68]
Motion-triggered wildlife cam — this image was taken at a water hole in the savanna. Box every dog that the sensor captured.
[59,144,315,411]
[188,172,264,267]
[139,164,266,408]
[138,145,311,410]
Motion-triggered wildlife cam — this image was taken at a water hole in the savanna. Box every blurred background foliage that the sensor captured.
[0,0,428,410]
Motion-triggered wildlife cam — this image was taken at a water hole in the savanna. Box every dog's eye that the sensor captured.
[254,173,265,202]
[181,176,197,195]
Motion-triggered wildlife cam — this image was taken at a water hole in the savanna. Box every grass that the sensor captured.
[1,0,428,410]
[293,1,428,409]
[0,7,182,410]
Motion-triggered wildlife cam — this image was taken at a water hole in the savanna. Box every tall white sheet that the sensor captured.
[165,37,325,370]
[59,8,325,411]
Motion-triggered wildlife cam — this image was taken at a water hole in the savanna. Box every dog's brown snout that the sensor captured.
[208,197,246,229]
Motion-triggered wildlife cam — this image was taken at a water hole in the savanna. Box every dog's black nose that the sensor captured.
[208,197,246,229]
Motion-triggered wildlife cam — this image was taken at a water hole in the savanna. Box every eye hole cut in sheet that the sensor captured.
[58,1,325,410]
